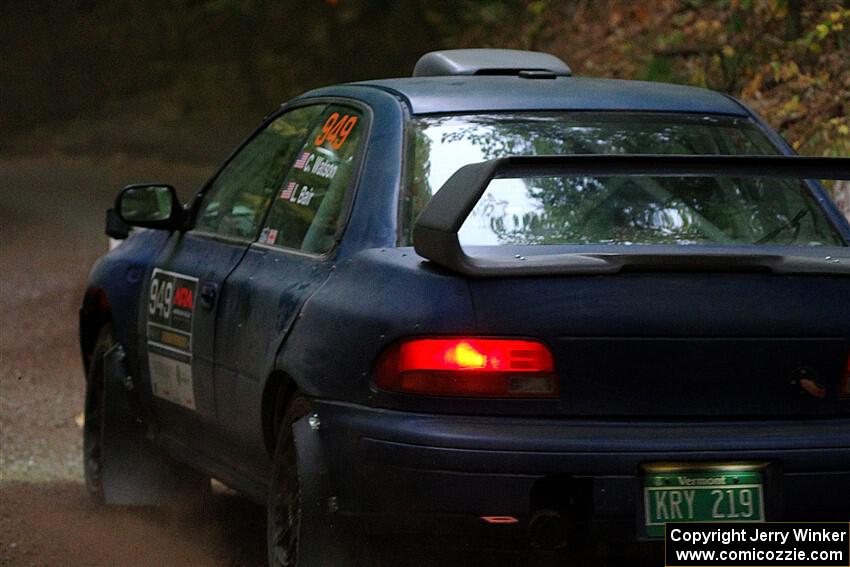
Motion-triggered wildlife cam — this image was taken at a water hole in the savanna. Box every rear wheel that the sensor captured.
[267,393,312,567]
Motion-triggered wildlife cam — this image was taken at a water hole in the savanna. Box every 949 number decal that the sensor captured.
[147,269,197,331]
[314,112,358,150]
[149,276,174,319]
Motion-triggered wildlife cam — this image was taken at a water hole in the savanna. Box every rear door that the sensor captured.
[143,104,324,457]
[211,102,369,477]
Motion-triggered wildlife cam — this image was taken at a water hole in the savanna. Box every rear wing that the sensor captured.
[412,155,850,277]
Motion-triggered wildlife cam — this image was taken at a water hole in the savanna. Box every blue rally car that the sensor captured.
[80,50,850,564]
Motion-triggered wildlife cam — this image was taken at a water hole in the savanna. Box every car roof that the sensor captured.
[305,76,749,117]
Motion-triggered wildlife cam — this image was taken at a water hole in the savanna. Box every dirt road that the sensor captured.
[0,153,267,566]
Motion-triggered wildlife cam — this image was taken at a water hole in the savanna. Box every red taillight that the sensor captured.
[840,353,850,399]
[374,338,557,398]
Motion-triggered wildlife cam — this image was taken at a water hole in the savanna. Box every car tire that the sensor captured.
[83,323,209,506]
[83,324,113,503]
[267,392,313,567]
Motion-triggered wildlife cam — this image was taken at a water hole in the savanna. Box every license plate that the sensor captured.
[643,463,765,538]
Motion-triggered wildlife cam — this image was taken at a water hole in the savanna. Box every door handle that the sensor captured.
[200,283,217,309]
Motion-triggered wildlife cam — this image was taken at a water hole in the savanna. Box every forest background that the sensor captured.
[3,0,849,210]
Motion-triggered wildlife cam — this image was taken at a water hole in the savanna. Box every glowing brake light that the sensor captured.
[840,353,850,399]
[374,338,557,398]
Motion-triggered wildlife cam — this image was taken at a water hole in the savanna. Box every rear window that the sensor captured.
[403,113,844,247]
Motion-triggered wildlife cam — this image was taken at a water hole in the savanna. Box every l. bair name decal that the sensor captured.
[146,268,198,410]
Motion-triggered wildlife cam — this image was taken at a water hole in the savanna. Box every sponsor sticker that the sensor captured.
[147,268,198,410]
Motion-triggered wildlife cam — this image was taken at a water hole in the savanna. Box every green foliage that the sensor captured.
[642,56,677,83]
[512,1,848,165]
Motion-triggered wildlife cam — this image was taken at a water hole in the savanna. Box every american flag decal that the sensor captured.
[280,181,297,200]
[293,152,310,169]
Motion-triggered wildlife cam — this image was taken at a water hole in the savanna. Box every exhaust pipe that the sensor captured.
[528,509,569,550]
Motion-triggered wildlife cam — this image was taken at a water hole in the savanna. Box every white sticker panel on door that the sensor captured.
[146,268,198,410]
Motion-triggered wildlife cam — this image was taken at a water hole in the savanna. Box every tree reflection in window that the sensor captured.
[405,112,843,247]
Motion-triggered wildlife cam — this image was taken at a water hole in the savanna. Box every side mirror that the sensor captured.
[106,208,130,239]
[115,184,183,230]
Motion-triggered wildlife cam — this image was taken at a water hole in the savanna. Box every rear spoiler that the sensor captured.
[412,155,850,277]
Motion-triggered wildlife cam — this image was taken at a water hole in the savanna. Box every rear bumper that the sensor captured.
[313,400,850,539]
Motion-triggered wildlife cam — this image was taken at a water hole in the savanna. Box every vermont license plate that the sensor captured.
[643,463,765,538]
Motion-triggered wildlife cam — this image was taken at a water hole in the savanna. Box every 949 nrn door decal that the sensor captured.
[146,268,198,410]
